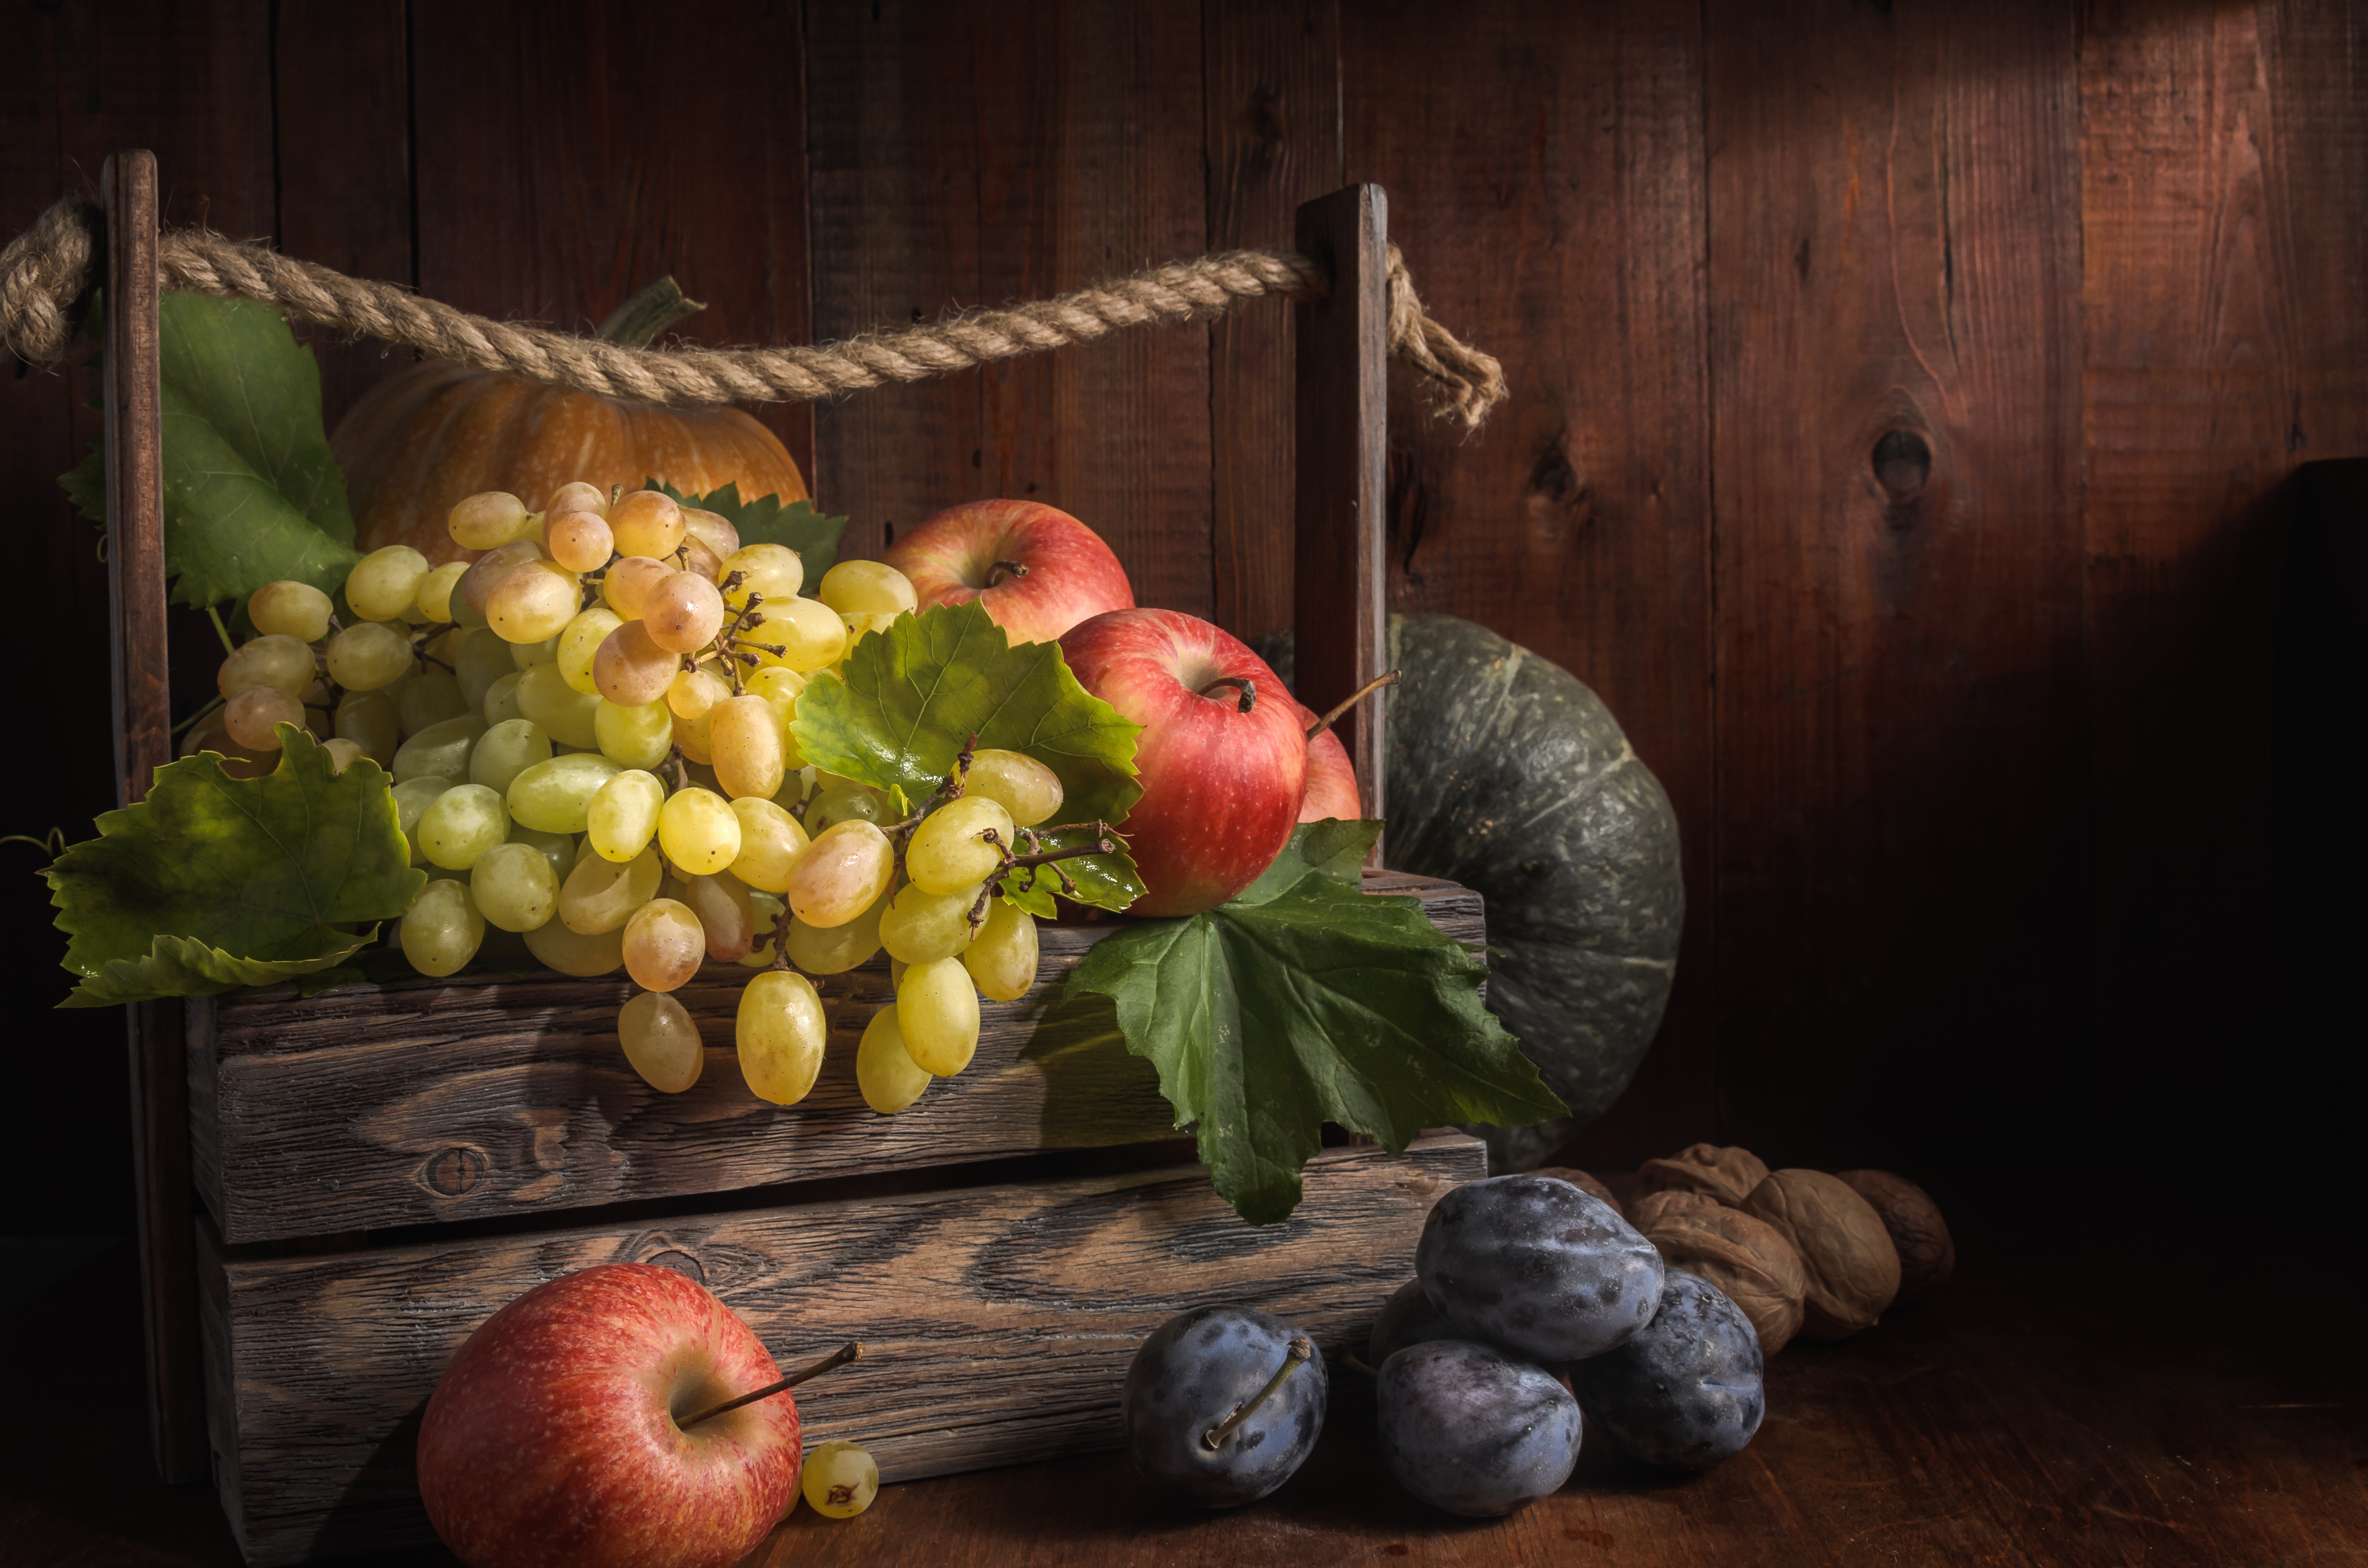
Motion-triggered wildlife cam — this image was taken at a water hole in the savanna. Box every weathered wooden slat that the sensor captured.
[192,875,1481,1244]
[199,1130,1484,1566]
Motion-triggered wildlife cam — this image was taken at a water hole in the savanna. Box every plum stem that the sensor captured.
[1333,1350,1380,1379]
[1200,675,1257,713]
[986,559,1030,587]
[1203,1338,1313,1450]
[677,1341,864,1430]
[1304,670,1400,741]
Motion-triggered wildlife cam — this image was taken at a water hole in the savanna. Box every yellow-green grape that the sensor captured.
[617,990,703,1093]
[878,881,983,966]
[523,917,625,977]
[752,595,847,673]
[413,559,470,624]
[470,840,558,932]
[400,878,484,978]
[965,749,1064,829]
[964,896,1039,1002]
[657,787,741,876]
[247,580,333,642]
[897,956,981,1075]
[482,670,527,725]
[855,1008,930,1115]
[469,718,553,795]
[218,633,319,700]
[643,570,726,654]
[325,621,417,691]
[602,554,671,620]
[392,776,452,865]
[511,631,561,669]
[542,508,615,574]
[593,697,674,770]
[516,662,601,747]
[487,559,581,645]
[799,1439,880,1519]
[679,871,758,961]
[817,560,918,617]
[508,823,576,884]
[805,780,888,835]
[709,694,786,800]
[223,686,303,751]
[679,504,740,563]
[321,737,363,773]
[586,769,666,861]
[782,886,889,975]
[546,480,609,519]
[745,665,807,765]
[719,542,802,611]
[346,545,431,623]
[608,489,685,559]
[396,669,469,737]
[622,897,705,991]
[740,891,785,967]
[667,664,729,722]
[672,706,714,766]
[559,842,662,934]
[453,627,514,711]
[448,490,530,551]
[417,782,510,870]
[841,609,903,652]
[726,797,810,894]
[458,539,545,619]
[733,969,826,1105]
[506,751,625,833]
[905,796,1015,896]
[557,607,622,696]
[391,713,485,784]
[785,820,895,928]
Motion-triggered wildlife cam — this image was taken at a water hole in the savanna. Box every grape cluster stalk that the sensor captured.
[200,481,1103,1114]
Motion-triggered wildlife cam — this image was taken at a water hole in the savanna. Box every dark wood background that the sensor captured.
[5,0,2362,1238]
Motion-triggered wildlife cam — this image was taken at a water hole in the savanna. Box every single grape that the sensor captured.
[392,776,452,865]
[1377,1340,1581,1518]
[412,560,470,624]
[481,670,526,725]
[671,705,714,765]
[321,737,364,773]
[469,718,553,795]
[545,480,609,518]
[417,783,510,870]
[516,662,601,748]
[523,917,625,977]
[725,796,810,893]
[247,580,333,642]
[324,621,417,691]
[906,795,1014,896]
[542,509,615,574]
[839,610,902,653]
[586,769,666,861]
[224,686,302,750]
[347,545,431,623]
[592,696,675,770]
[785,820,895,928]
[218,633,320,701]
[737,968,827,1105]
[397,669,471,736]
[1122,1306,1326,1509]
[333,688,399,767]
[643,571,725,654]
[678,871,758,961]
[452,627,514,711]
[487,560,581,646]
[1568,1272,1765,1470]
[469,840,558,932]
[804,780,889,834]
[799,1440,879,1519]
[506,752,624,834]
[592,621,679,709]
[617,989,703,1092]
[965,749,1064,828]
[751,595,846,673]
[657,786,741,876]
[744,665,807,761]
[1416,1174,1664,1363]
[895,956,980,1075]
[666,665,729,722]
[458,539,544,619]
[679,505,740,562]
[507,822,576,883]
[608,490,685,558]
[878,882,983,966]
[719,542,803,611]
[511,631,559,669]
[557,607,623,696]
[392,714,486,784]
[855,1004,931,1113]
[782,885,889,975]
[448,490,530,550]
[559,842,662,934]
[601,553,672,619]
[816,559,918,616]
[622,898,705,991]
[400,878,485,978]
[962,896,1039,1002]
[1367,1280,1467,1368]
[709,694,786,800]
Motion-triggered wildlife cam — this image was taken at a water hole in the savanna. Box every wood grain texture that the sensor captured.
[198,1131,1485,1566]
[192,875,1480,1244]
[1339,0,1718,1169]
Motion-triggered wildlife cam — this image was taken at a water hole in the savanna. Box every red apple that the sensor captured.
[1296,702,1364,822]
[885,499,1135,644]
[1061,608,1307,917]
[417,1262,799,1568]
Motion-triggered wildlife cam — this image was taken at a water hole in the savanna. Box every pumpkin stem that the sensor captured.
[1305,670,1400,741]
[596,277,708,350]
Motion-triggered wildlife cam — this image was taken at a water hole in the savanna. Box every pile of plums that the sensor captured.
[1122,1174,1766,1517]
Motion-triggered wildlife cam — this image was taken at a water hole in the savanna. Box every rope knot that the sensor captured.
[0,196,102,368]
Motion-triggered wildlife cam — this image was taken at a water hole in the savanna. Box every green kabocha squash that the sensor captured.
[1260,613,1683,1170]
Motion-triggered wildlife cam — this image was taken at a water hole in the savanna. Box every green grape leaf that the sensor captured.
[998,823,1147,919]
[651,480,849,585]
[1066,822,1566,1225]
[791,600,1145,912]
[45,728,426,1007]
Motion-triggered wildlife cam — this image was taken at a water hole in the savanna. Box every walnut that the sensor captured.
[1739,1169,1900,1340]
[1531,1166,1623,1217]
[1635,1201,1808,1356]
[1633,1143,1770,1207]
[1838,1170,1954,1304]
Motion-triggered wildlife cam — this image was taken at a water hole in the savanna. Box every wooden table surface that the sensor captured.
[11,1221,2363,1568]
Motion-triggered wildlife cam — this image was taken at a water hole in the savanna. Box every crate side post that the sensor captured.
[103,148,206,1483]
[1292,184,1389,858]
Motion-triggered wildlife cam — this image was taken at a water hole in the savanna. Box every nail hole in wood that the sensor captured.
[1872,430,1931,499]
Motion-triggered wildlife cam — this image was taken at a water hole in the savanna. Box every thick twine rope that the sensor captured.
[0,195,1505,429]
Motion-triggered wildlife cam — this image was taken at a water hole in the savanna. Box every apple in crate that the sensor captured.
[885,499,1135,644]
[417,1262,800,1568]
[1061,608,1307,916]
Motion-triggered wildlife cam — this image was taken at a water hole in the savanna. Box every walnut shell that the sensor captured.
[1633,1143,1770,1207]
[1740,1169,1900,1339]
[1628,1188,1722,1231]
[1532,1166,1623,1218]
[1637,1203,1808,1356]
[1838,1170,1954,1304]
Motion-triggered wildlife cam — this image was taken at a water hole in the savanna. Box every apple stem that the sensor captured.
[677,1341,865,1430]
[1203,1338,1314,1451]
[986,559,1030,587]
[1304,670,1401,741]
[1200,676,1258,713]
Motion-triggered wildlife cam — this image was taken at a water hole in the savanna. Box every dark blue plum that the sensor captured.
[1570,1271,1764,1470]
[1368,1279,1465,1367]
[1376,1339,1582,1518]
[1122,1305,1328,1507]
[1417,1174,1664,1362]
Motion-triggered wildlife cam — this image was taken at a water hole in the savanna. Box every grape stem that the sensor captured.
[171,694,226,736]
[765,897,795,972]
[979,821,1121,906]
[677,1341,864,1430]
[1199,675,1257,713]
[204,606,236,657]
[662,748,691,796]
[1203,1338,1313,1450]
[885,734,977,846]
[1304,670,1401,741]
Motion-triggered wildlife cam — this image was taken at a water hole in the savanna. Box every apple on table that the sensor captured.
[885,499,1135,645]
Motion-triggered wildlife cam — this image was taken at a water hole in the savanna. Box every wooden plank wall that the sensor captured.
[5,0,2365,1223]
